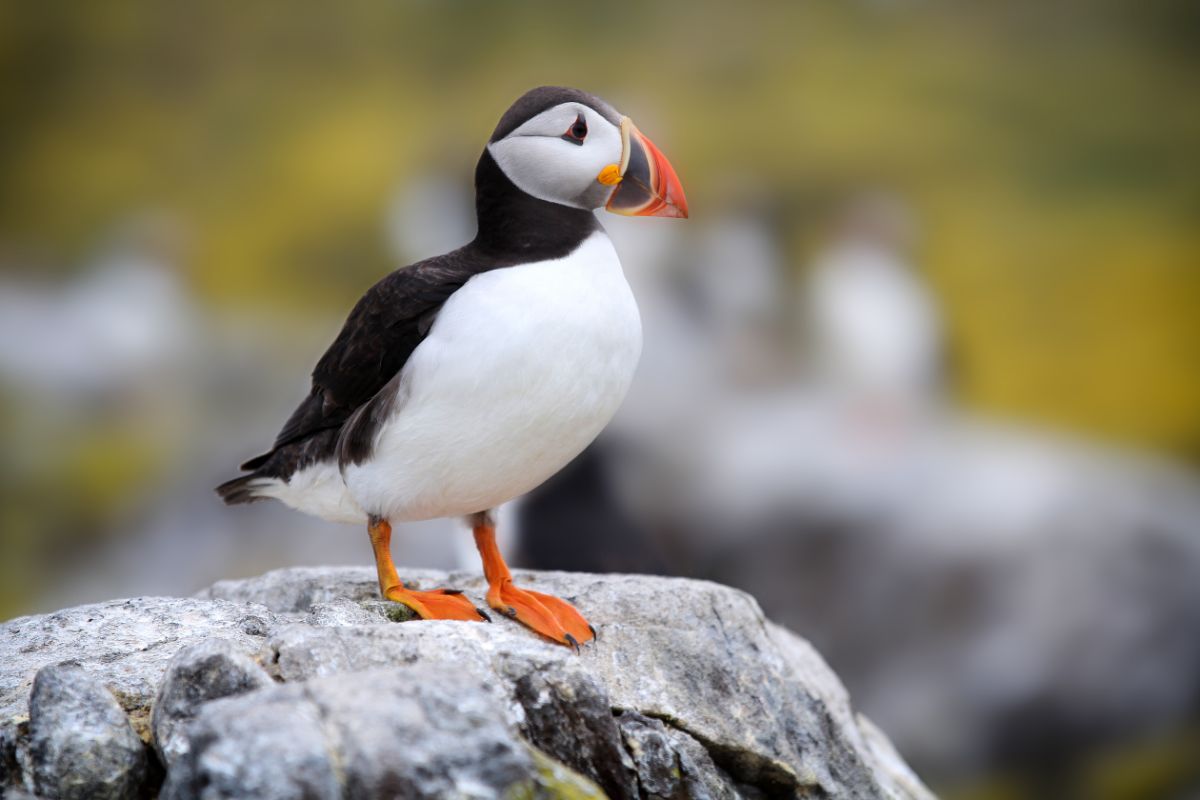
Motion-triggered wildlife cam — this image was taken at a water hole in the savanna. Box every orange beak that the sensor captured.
[605,118,689,219]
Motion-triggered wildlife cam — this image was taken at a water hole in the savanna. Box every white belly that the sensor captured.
[342,231,641,521]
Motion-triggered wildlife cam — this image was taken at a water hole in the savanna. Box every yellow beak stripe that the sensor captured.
[596,164,622,186]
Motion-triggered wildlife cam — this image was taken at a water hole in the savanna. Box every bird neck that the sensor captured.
[471,150,599,260]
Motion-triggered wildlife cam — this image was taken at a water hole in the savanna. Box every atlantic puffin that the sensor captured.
[217,86,688,647]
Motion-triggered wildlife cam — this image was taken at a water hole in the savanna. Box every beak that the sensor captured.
[605,118,689,219]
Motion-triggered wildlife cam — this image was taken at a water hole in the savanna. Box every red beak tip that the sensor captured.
[608,121,689,219]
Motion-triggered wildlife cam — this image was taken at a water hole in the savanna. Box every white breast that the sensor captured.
[343,230,642,522]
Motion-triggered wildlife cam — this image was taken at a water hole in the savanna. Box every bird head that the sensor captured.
[487,86,688,219]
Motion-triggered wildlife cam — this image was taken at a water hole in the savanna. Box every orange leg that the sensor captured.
[369,517,488,622]
[471,513,595,648]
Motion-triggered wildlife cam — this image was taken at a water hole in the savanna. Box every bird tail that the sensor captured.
[215,474,271,505]
[215,448,278,505]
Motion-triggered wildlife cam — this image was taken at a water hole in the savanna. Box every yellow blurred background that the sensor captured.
[2,1,1197,451]
[2,1,1199,797]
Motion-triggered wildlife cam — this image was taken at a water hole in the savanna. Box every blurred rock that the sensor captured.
[517,443,667,575]
[592,417,1200,783]
[1,566,934,799]
[0,257,194,398]
[151,639,274,768]
[26,663,150,800]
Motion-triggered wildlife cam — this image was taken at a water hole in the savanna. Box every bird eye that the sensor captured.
[561,113,587,145]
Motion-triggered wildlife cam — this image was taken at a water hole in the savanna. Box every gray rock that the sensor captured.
[151,639,274,768]
[617,710,738,800]
[303,597,383,627]
[507,654,639,797]
[1,596,272,792]
[0,716,23,789]
[220,566,934,799]
[2,566,935,799]
[26,663,149,799]
[1,596,276,730]
[303,597,421,627]
[3,790,45,800]
[161,666,602,800]
[200,566,393,614]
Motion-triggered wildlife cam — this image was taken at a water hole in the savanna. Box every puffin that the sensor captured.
[217,86,688,647]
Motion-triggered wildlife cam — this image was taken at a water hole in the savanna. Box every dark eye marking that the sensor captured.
[561,113,587,145]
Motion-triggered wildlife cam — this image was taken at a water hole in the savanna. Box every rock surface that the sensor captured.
[161,666,604,800]
[1,567,935,799]
[151,639,274,768]
[25,663,150,800]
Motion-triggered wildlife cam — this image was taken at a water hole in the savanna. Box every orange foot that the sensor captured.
[472,515,595,649]
[486,578,595,648]
[384,584,490,622]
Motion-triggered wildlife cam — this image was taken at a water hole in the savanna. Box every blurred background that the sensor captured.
[2,0,1198,797]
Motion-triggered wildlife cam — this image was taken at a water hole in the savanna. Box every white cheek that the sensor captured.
[488,126,622,208]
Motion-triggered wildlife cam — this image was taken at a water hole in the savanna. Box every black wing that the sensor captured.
[238,247,491,476]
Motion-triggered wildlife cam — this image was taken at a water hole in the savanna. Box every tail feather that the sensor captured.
[239,451,272,471]
[215,474,270,505]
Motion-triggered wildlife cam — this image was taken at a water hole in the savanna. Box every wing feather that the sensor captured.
[240,248,487,474]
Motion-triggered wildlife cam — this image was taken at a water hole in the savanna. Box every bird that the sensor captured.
[216,86,688,647]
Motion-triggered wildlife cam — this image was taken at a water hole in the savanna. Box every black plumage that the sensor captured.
[488,85,620,143]
[216,101,605,506]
